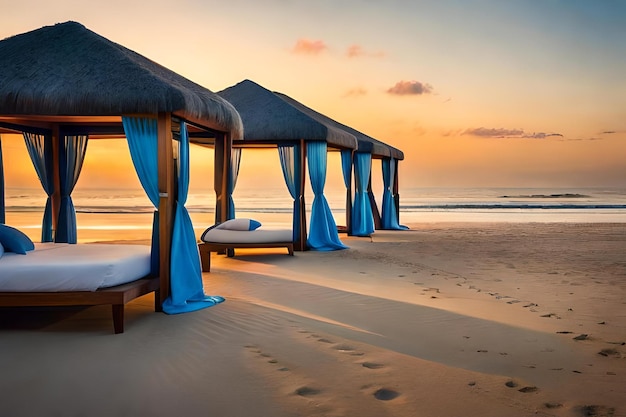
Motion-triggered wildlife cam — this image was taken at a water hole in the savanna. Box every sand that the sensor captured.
[1,222,625,417]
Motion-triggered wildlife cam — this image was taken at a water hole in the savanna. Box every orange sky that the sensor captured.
[2,1,626,192]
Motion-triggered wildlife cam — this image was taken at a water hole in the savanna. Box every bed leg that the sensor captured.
[198,244,212,272]
[112,304,124,334]
[154,290,163,312]
[287,245,294,256]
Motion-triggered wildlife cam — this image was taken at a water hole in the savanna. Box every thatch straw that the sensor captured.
[274,92,404,160]
[0,21,242,138]
[217,79,357,149]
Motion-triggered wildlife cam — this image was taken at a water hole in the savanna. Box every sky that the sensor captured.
[2,0,626,192]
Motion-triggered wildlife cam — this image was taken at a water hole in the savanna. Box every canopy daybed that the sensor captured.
[214,79,359,253]
[216,79,406,248]
[0,21,243,332]
[197,218,293,272]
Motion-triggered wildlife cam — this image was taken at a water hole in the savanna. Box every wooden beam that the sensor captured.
[157,113,174,306]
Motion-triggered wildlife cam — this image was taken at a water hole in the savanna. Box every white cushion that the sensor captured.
[215,218,261,231]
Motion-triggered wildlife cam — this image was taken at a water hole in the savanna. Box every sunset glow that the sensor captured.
[2,0,625,191]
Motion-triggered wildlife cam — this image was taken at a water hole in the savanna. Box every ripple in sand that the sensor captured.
[295,386,321,397]
[373,388,400,401]
[318,338,333,343]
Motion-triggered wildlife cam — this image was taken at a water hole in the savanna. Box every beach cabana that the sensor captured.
[0,21,243,327]
[274,92,407,235]
[216,79,358,251]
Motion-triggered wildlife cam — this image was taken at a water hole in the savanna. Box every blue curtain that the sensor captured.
[23,132,55,242]
[55,135,87,243]
[227,147,241,220]
[163,122,224,314]
[340,149,352,234]
[0,138,5,224]
[381,158,408,230]
[352,152,375,236]
[278,144,302,243]
[306,141,347,250]
[123,116,161,274]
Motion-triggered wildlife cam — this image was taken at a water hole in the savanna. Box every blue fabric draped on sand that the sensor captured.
[279,144,302,243]
[0,139,4,224]
[123,116,223,314]
[340,149,352,232]
[227,148,241,220]
[352,152,375,236]
[165,122,223,313]
[23,132,55,242]
[56,135,87,243]
[306,141,347,250]
[381,158,408,230]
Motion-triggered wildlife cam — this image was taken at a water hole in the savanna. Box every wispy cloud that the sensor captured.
[387,80,433,96]
[346,44,385,58]
[464,127,563,139]
[291,38,328,55]
[343,87,368,97]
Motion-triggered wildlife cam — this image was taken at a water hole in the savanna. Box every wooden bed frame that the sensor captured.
[198,242,294,272]
[0,276,161,334]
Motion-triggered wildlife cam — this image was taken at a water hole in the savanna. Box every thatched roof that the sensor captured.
[0,21,242,137]
[274,92,404,160]
[217,79,357,149]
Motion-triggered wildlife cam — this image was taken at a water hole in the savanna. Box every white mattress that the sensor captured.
[201,228,292,244]
[0,243,152,292]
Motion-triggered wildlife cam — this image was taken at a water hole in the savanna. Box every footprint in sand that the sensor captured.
[333,343,355,352]
[294,386,321,397]
[361,362,385,370]
[578,405,616,417]
[373,388,400,401]
[598,348,621,358]
[518,386,539,393]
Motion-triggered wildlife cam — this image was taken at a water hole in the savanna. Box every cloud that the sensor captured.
[346,44,385,58]
[343,87,368,97]
[386,80,433,96]
[522,132,564,139]
[464,127,524,138]
[463,127,564,139]
[291,38,328,55]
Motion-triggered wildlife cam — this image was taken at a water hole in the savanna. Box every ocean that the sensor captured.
[4,186,626,243]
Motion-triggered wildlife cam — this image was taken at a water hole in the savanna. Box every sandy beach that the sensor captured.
[1,222,625,417]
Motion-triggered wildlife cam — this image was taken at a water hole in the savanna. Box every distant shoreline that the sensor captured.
[499,193,589,199]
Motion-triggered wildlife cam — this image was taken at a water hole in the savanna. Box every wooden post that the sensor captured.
[157,112,174,306]
[393,159,401,224]
[345,150,353,236]
[368,169,382,230]
[214,132,231,225]
[0,137,5,224]
[296,139,307,251]
[51,125,62,241]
